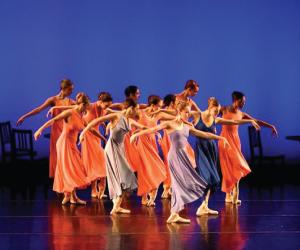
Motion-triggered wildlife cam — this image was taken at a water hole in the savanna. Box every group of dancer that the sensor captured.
[16,79,278,223]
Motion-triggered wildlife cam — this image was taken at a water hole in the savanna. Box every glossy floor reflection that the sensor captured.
[1,183,300,250]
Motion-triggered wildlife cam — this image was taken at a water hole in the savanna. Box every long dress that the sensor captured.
[81,103,106,182]
[168,125,207,213]
[49,97,73,178]
[105,115,137,200]
[160,128,196,189]
[134,111,166,196]
[218,110,251,193]
[53,109,89,193]
[194,115,220,192]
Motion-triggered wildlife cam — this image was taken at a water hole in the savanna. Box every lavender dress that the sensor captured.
[168,125,207,213]
[104,115,137,200]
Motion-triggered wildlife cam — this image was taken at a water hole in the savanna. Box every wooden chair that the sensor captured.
[248,126,285,166]
[0,121,13,163]
[11,128,37,161]
[0,121,37,163]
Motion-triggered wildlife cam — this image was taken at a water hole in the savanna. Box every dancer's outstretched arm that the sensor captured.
[189,126,230,147]
[17,97,56,126]
[130,122,169,143]
[243,113,278,136]
[216,117,260,130]
[46,105,76,117]
[79,113,118,143]
[34,110,72,140]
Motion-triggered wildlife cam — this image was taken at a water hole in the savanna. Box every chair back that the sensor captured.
[248,126,263,159]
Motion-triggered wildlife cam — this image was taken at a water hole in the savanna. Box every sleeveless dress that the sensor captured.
[194,115,220,192]
[53,109,89,193]
[81,103,106,182]
[134,111,166,196]
[49,97,73,178]
[105,115,137,200]
[168,125,207,213]
[218,110,251,193]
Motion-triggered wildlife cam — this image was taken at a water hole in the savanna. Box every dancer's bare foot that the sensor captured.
[61,195,70,205]
[196,201,207,216]
[116,207,131,214]
[141,195,149,205]
[167,213,190,224]
[206,207,219,215]
[147,199,156,207]
[225,193,233,203]
[232,199,241,205]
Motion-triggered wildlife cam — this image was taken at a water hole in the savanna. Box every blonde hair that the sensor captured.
[208,97,220,107]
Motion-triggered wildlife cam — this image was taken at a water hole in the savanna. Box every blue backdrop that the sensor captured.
[1,0,299,161]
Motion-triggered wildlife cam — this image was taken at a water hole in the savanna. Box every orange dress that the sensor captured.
[49,97,73,178]
[218,110,251,193]
[53,109,89,193]
[124,131,143,172]
[135,111,166,196]
[81,103,106,182]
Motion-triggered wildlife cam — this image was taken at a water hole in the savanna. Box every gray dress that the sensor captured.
[104,115,137,200]
[168,125,207,213]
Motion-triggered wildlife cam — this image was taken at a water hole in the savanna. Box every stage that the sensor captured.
[0,163,300,250]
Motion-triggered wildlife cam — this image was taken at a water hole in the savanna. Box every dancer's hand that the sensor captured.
[130,134,138,144]
[46,107,55,118]
[16,116,25,126]
[34,129,42,140]
[251,120,260,130]
[271,125,278,137]
[78,133,84,145]
[221,137,230,149]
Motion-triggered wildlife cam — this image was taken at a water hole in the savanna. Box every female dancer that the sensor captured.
[219,91,278,204]
[175,79,201,112]
[153,94,197,198]
[130,102,230,223]
[34,93,93,205]
[79,99,146,214]
[47,92,112,199]
[17,79,75,178]
[133,95,178,206]
[193,97,259,215]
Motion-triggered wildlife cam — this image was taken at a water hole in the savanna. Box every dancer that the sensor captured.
[81,92,112,199]
[46,92,112,199]
[130,102,230,223]
[193,97,259,215]
[153,94,197,198]
[34,93,92,205]
[79,99,146,214]
[134,95,177,206]
[219,91,278,204]
[175,79,201,112]
[17,79,75,178]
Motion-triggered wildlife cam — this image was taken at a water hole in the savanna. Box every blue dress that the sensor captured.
[168,125,207,213]
[194,115,220,192]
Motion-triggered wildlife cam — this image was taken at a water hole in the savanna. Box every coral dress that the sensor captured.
[53,109,89,193]
[49,97,73,178]
[218,110,251,193]
[81,103,106,182]
[134,111,166,196]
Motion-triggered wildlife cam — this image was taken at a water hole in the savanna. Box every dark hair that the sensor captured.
[232,91,245,101]
[123,98,137,109]
[184,80,199,91]
[98,92,113,102]
[124,85,138,98]
[163,94,176,107]
[76,92,90,105]
[148,95,161,106]
[60,79,74,90]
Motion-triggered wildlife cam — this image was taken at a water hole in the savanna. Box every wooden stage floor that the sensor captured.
[0,182,300,250]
